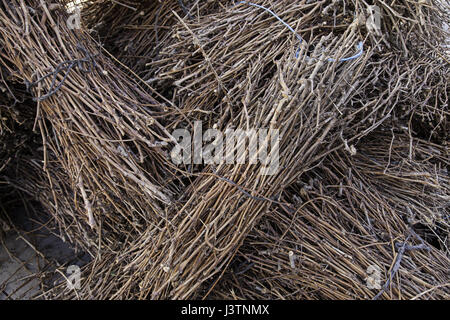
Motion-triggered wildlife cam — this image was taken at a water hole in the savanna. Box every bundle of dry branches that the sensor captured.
[37,1,447,300]
[210,127,449,299]
[0,0,447,300]
[0,0,178,253]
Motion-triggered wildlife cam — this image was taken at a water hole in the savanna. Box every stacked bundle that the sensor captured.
[0,0,177,255]
[212,128,449,299]
[0,0,447,299]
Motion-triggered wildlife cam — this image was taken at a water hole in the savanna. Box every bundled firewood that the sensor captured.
[0,0,178,253]
[0,0,447,300]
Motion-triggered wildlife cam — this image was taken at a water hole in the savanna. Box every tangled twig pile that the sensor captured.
[0,0,448,299]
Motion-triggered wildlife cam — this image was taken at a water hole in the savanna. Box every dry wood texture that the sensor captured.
[0,0,448,299]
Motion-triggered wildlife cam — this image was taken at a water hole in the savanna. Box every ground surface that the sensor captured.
[0,207,89,299]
